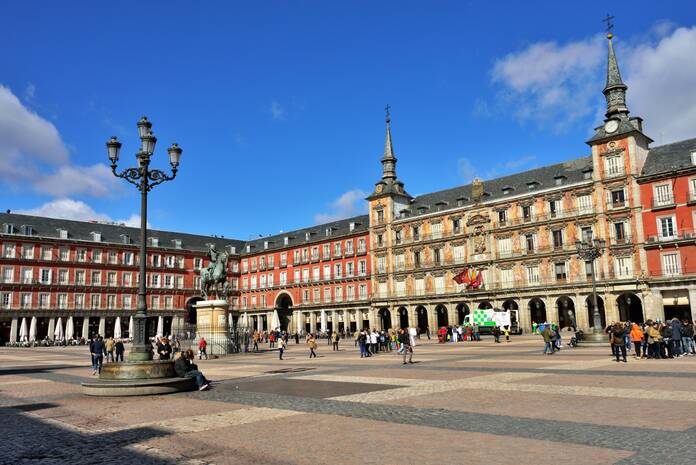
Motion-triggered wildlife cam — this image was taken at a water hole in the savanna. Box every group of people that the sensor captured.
[88,335,125,374]
[609,318,695,362]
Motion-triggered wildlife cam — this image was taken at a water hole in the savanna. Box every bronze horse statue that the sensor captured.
[200,251,230,298]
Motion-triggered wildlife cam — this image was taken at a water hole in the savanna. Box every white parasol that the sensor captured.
[65,317,74,340]
[19,317,28,342]
[156,316,164,337]
[54,317,64,341]
[272,309,280,331]
[114,316,122,339]
[29,316,37,342]
[320,309,327,333]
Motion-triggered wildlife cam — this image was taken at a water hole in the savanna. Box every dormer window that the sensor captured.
[149,237,159,247]
[691,151,696,166]
[283,236,289,246]
[246,244,251,253]
[502,186,513,195]
[456,197,469,207]
[349,222,355,232]
[91,232,102,242]
[526,181,539,190]
[264,241,269,250]
[120,234,130,244]
[325,228,332,237]
[172,239,182,249]
[3,223,14,234]
[227,245,236,254]
[417,207,427,215]
[399,209,409,219]
[21,225,34,236]
[435,201,448,211]
[554,175,566,186]
[305,232,311,241]
[582,167,593,180]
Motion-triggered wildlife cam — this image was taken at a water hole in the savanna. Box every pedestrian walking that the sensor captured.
[612,322,628,362]
[503,325,510,342]
[493,326,501,343]
[331,331,339,351]
[398,329,413,364]
[90,335,105,375]
[541,325,553,355]
[278,337,286,360]
[105,337,115,362]
[630,323,644,358]
[307,334,317,358]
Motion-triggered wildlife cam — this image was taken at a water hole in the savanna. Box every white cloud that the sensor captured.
[0,84,120,196]
[314,189,368,223]
[489,24,696,143]
[269,100,285,120]
[16,198,141,227]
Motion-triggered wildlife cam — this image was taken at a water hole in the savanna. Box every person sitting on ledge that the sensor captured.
[175,349,210,391]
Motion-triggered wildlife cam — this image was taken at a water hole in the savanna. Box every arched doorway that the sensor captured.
[416,306,428,333]
[185,297,204,325]
[502,300,518,311]
[617,293,643,323]
[379,308,392,330]
[529,298,547,324]
[586,295,606,328]
[456,303,470,324]
[274,292,293,331]
[556,296,576,329]
[435,304,448,327]
[478,301,493,310]
[398,307,409,329]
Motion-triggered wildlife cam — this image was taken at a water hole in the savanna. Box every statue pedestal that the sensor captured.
[195,299,230,355]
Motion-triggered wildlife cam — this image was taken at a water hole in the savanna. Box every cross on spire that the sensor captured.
[384,104,391,123]
[602,13,615,39]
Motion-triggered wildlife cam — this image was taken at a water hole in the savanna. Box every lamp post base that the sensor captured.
[581,328,609,345]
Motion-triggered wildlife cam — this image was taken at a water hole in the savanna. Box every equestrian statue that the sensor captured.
[200,244,232,299]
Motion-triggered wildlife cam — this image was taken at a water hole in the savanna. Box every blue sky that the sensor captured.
[2,1,695,240]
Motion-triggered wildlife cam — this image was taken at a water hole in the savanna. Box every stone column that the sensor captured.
[427,305,438,333]
[267,311,274,331]
[518,300,531,333]
[447,305,457,327]
[343,309,350,332]
[408,307,417,329]
[10,318,17,343]
[258,314,264,332]
[546,298,559,325]
[575,295,589,330]
[604,293,620,323]
[47,318,55,341]
[331,311,338,332]
[82,318,90,339]
[294,310,301,334]
[98,317,106,337]
[391,307,400,330]
[310,312,317,333]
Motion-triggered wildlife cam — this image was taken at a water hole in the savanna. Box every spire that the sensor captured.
[381,104,397,181]
[602,16,629,120]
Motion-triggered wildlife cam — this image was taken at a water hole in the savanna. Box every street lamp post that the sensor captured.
[575,238,606,342]
[107,117,182,361]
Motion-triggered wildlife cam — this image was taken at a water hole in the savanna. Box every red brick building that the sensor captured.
[638,138,696,321]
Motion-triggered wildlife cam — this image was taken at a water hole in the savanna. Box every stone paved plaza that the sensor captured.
[2,336,696,465]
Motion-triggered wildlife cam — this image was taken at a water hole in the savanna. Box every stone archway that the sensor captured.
[186,297,204,325]
[456,303,470,325]
[617,293,644,323]
[274,292,293,331]
[416,306,428,333]
[556,296,576,329]
[502,300,518,311]
[378,308,392,330]
[397,307,409,329]
[529,298,547,324]
[435,304,448,328]
[586,295,606,328]
[478,301,493,310]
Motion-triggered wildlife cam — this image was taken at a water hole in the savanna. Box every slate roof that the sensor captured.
[0,212,369,256]
[641,137,696,177]
[0,212,244,254]
[240,215,369,254]
[400,156,593,218]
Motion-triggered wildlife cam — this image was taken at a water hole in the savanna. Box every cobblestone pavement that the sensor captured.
[2,336,696,464]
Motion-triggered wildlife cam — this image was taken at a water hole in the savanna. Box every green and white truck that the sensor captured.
[463,308,521,334]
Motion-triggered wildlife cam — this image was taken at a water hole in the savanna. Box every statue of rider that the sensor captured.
[205,243,219,278]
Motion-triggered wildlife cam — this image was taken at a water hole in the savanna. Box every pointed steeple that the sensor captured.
[381,106,397,181]
[603,30,629,120]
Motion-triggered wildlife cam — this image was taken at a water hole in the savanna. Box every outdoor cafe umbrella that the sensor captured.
[156,316,164,337]
[114,316,122,339]
[320,309,327,333]
[19,317,28,342]
[65,316,74,340]
[54,317,64,341]
[128,316,134,338]
[243,312,249,328]
[272,309,280,331]
[29,316,37,342]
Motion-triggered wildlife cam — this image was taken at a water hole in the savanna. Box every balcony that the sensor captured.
[652,195,675,209]
[646,229,696,245]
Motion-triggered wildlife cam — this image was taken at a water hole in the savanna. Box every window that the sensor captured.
[376,209,384,224]
[654,184,673,206]
[165,255,175,268]
[577,194,593,214]
[123,295,132,309]
[108,250,118,264]
[335,286,343,302]
[302,268,310,283]
[302,290,308,303]
[555,262,567,281]
[313,288,320,303]
[91,271,101,286]
[453,245,464,263]
[613,222,626,243]
[322,244,330,258]
[581,226,593,243]
[358,238,366,253]
[21,293,31,309]
[334,263,342,278]
[268,255,275,267]
[415,278,425,295]
[59,248,69,261]
[164,274,173,288]
[452,218,461,234]
[333,242,341,256]
[293,270,300,283]
[40,269,51,284]
[359,284,367,299]
[123,273,132,287]
[661,253,680,276]
[21,268,33,284]
[76,270,85,285]
[615,256,633,277]
[3,243,16,258]
[323,264,331,280]
[165,296,173,309]
[279,271,287,285]
[377,256,386,273]
[92,249,102,263]
[107,295,116,309]
[497,209,508,225]
[431,222,442,239]
[124,252,134,266]
[346,261,354,277]
[324,287,331,302]
[194,257,203,269]
[311,247,319,260]
[41,247,52,260]
[358,260,367,276]
[57,269,67,285]
[346,285,355,301]
[552,230,564,249]
[527,265,540,285]
[151,296,160,309]
[22,244,34,259]
[434,275,445,293]
[605,155,624,177]
[280,253,287,266]
[108,272,117,286]
[377,234,383,247]
[412,225,420,241]
[413,250,421,268]
[250,275,257,289]
[74,294,84,309]
[394,253,405,271]
[395,280,406,296]
[2,292,11,309]
[522,205,532,221]
[658,217,675,239]
[611,189,625,208]
[39,293,49,309]
[549,200,561,217]
[151,274,160,288]
[77,249,87,262]
[433,248,441,265]
[2,267,13,283]
[497,237,512,257]
[293,250,300,264]
[91,294,100,309]
[312,267,320,282]
[525,233,536,252]
[267,273,274,287]
[175,276,183,289]
[394,229,402,244]
[500,269,513,288]
[692,151,696,166]
[151,254,160,267]
[259,274,267,289]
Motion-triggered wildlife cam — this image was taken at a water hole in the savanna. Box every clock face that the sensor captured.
[604,120,619,134]
[375,184,383,193]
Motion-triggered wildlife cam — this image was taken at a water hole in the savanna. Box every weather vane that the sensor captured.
[602,13,615,39]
